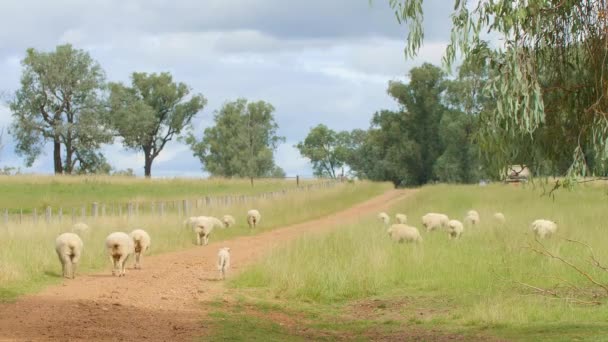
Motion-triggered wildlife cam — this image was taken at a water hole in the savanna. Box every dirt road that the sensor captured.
[0,189,412,341]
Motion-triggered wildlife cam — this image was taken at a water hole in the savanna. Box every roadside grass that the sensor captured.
[219,183,608,341]
[0,175,324,213]
[0,180,391,302]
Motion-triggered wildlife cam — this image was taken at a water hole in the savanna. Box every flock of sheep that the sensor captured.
[379,210,558,243]
[54,209,263,280]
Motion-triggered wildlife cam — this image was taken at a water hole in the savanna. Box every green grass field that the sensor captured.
[214,183,608,341]
[0,180,391,301]
[0,175,323,213]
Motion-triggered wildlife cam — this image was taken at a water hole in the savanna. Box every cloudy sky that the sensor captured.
[0,0,453,177]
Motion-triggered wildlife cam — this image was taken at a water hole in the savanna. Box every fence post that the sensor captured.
[128,202,133,218]
[119,204,123,217]
[250,176,254,187]
[160,202,165,217]
[81,206,86,218]
[205,196,211,207]
[92,202,98,218]
[178,201,183,217]
[45,206,51,224]
[58,208,63,223]
[71,208,76,223]
[182,200,188,216]
[101,204,106,217]
[296,175,300,187]
[19,209,23,224]
[33,208,38,224]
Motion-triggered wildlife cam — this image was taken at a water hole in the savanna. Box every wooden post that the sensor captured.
[205,196,211,207]
[71,208,76,223]
[101,204,106,217]
[178,201,183,217]
[127,203,133,218]
[33,208,38,224]
[250,176,254,187]
[296,175,300,187]
[92,202,99,218]
[160,202,165,217]
[45,206,51,224]
[81,206,86,218]
[19,209,23,224]
[58,208,63,223]
[182,200,188,216]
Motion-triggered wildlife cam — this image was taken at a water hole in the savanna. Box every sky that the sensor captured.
[0,0,454,178]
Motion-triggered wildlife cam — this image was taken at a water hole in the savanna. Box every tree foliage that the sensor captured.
[388,0,608,182]
[186,98,284,178]
[9,44,111,174]
[295,124,351,178]
[108,72,207,177]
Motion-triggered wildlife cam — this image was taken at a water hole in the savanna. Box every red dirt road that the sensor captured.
[0,189,413,341]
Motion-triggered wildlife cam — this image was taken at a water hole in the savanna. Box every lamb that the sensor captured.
[55,232,84,279]
[465,210,480,226]
[493,212,506,224]
[71,222,90,236]
[193,216,224,246]
[129,229,151,269]
[217,247,231,280]
[377,212,390,225]
[395,213,407,224]
[247,209,261,229]
[105,232,134,277]
[447,219,464,239]
[183,216,199,228]
[222,214,236,228]
[387,224,423,243]
[530,219,558,239]
[421,213,449,231]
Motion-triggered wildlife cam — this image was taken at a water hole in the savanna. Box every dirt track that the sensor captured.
[0,189,412,341]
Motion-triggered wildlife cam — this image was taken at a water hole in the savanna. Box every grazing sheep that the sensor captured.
[395,213,407,224]
[447,220,464,239]
[531,219,558,239]
[217,247,231,280]
[193,216,224,246]
[493,212,506,224]
[222,215,236,228]
[421,213,449,231]
[105,232,134,277]
[387,224,423,243]
[183,216,199,229]
[377,212,390,225]
[247,209,261,229]
[465,210,480,226]
[55,233,83,279]
[71,222,90,236]
[129,229,151,269]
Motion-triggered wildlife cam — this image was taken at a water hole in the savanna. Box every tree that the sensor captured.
[388,0,608,183]
[186,99,285,178]
[295,124,352,178]
[108,72,207,177]
[9,44,111,174]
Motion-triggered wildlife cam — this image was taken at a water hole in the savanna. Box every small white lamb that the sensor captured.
[447,219,464,239]
[55,232,84,279]
[395,213,407,224]
[247,209,261,229]
[465,210,480,226]
[222,214,236,228]
[421,213,449,231]
[531,219,558,239]
[217,247,231,280]
[377,212,390,225]
[387,224,423,243]
[71,222,90,236]
[105,232,134,277]
[193,216,224,245]
[493,212,506,224]
[129,229,151,269]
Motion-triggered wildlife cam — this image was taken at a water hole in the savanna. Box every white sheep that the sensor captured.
[55,232,84,279]
[387,224,423,243]
[493,212,506,224]
[377,212,390,225]
[193,216,224,246]
[105,232,134,277]
[183,216,199,229]
[71,222,90,236]
[217,247,231,280]
[447,219,464,239]
[421,213,449,231]
[129,229,151,269]
[222,214,236,228]
[247,209,261,229]
[395,213,407,224]
[531,219,558,239]
[464,210,480,226]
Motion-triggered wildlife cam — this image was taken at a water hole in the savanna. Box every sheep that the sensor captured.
[421,213,449,231]
[493,212,506,224]
[387,224,423,243]
[395,213,407,224]
[247,209,261,229]
[129,229,151,269]
[531,219,558,239]
[105,232,134,277]
[465,210,480,226]
[222,214,236,228]
[377,212,390,225]
[183,216,199,229]
[447,219,464,239]
[71,222,90,236]
[55,232,84,279]
[217,247,231,280]
[193,216,224,246]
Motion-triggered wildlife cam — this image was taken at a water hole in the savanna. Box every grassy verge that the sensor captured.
[0,180,391,302]
[0,175,324,212]
[216,183,608,341]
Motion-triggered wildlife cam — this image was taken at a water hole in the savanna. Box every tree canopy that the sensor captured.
[295,124,351,178]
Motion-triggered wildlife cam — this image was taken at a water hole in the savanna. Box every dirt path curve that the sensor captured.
[0,189,413,342]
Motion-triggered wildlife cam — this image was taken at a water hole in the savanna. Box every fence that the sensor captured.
[1,180,340,226]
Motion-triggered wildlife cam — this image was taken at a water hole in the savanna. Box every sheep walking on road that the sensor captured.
[55,233,84,279]
[129,229,151,269]
[247,210,261,229]
[217,247,231,280]
[105,232,134,277]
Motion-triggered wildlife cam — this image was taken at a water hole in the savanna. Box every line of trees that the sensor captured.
[6,44,284,178]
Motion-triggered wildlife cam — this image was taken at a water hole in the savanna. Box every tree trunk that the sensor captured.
[53,137,63,174]
[144,152,152,178]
